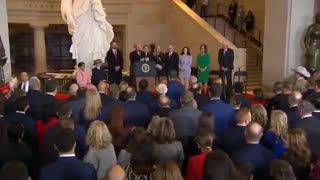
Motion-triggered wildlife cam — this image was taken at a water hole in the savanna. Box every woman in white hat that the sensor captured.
[292,66,311,93]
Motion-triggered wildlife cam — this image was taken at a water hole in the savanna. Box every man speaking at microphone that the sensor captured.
[218,42,234,95]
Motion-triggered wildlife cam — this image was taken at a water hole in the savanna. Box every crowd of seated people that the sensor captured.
[1,66,320,180]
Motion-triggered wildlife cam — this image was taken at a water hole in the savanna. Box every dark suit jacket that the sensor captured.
[129,50,142,75]
[313,111,320,120]
[233,94,251,108]
[168,106,202,141]
[165,51,179,73]
[124,100,150,127]
[148,96,178,114]
[295,116,320,157]
[99,93,109,105]
[167,80,185,106]
[92,67,106,86]
[193,93,210,108]
[303,88,315,100]
[106,49,124,78]
[152,107,173,118]
[39,156,97,180]
[4,112,36,150]
[267,93,290,113]
[26,90,49,120]
[218,48,234,70]
[284,106,300,128]
[69,97,85,122]
[231,144,272,180]
[101,96,123,120]
[42,124,88,165]
[141,52,155,62]
[200,99,235,135]
[136,90,153,105]
[218,125,246,155]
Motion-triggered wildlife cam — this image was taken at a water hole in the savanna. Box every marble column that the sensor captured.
[31,24,48,73]
[0,0,11,80]
[263,0,315,87]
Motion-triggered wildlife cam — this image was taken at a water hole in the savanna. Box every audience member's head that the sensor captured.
[159,96,170,108]
[236,108,252,126]
[0,161,30,180]
[230,96,242,109]
[253,88,264,101]
[119,82,128,92]
[139,79,149,91]
[169,71,178,80]
[298,100,314,117]
[118,90,128,102]
[84,89,102,120]
[108,84,120,98]
[288,91,302,106]
[58,103,72,118]
[104,165,126,180]
[273,81,283,93]
[196,128,215,152]
[233,82,244,94]
[314,79,320,92]
[29,76,41,90]
[209,83,222,98]
[236,161,254,180]
[156,83,168,96]
[86,121,112,150]
[152,161,183,180]
[20,72,29,83]
[147,116,160,136]
[58,117,75,130]
[130,141,155,176]
[107,105,127,134]
[245,122,263,144]
[251,104,268,130]
[282,81,293,94]
[98,81,108,94]
[181,91,196,108]
[7,122,24,143]
[198,112,215,132]
[203,150,240,180]
[189,76,198,88]
[283,129,311,166]
[126,87,136,100]
[270,110,288,138]
[126,127,146,153]
[45,80,58,95]
[154,118,176,144]
[54,128,76,155]
[190,83,201,94]
[15,96,29,112]
[69,83,79,96]
[270,159,297,180]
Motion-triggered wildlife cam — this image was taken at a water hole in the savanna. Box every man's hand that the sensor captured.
[115,66,120,71]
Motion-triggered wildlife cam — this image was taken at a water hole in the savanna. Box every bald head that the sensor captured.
[105,165,125,180]
[69,83,79,96]
[245,122,263,143]
[98,81,108,94]
[126,87,136,100]
[289,91,302,106]
[159,96,170,108]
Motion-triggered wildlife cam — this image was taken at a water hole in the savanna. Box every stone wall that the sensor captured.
[0,0,11,79]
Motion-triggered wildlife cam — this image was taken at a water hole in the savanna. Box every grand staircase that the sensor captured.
[206,16,263,91]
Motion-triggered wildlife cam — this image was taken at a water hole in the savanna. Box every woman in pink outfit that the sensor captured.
[76,62,92,88]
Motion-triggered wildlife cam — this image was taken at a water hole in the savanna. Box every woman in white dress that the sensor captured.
[61,0,114,69]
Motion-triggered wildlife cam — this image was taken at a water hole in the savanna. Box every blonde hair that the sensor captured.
[270,110,288,138]
[251,104,268,129]
[154,118,176,144]
[84,89,102,121]
[86,121,112,149]
[147,116,161,136]
[152,161,184,180]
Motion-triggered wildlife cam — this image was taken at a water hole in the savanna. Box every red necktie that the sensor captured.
[114,50,118,63]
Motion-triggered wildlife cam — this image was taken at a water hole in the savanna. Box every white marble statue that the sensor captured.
[61,0,114,69]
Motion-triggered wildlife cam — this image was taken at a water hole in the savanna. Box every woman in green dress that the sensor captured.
[197,44,210,94]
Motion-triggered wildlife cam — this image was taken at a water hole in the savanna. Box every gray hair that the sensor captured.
[126,87,136,100]
[273,81,283,92]
[29,76,41,90]
[69,83,79,96]
[298,100,314,114]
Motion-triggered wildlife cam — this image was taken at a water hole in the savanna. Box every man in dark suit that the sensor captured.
[106,41,123,85]
[152,96,173,117]
[123,87,150,128]
[165,45,179,78]
[308,79,320,101]
[219,108,251,155]
[17,71,29,93]
[141,45,155,62]
[296,100,320,158]
[26,76,47,120]
[167,71,185,106]
[0,123,35,178]
[136,79,153,105]
[310,93,320,119]
[278,81,293,111]
[169,91,202,141]
[218,42,234,93]
[97,81,109,105]
[4,97,36,150]
[43,80,59,114]
[129,43,143,87]
[233,82,251,108]
[102,84,123,118]
[200,83,235,135]
[190,83,210,109]
[284,91,302,128]
[148,83,178,113]
[69,88,86,123]
[231,122,272,180]
[91,59,107,87]
[266,81,283,113]
[0,161,31,180]
[39,129,97,180]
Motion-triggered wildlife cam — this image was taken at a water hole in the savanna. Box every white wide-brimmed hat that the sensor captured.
[291,66,310,78]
